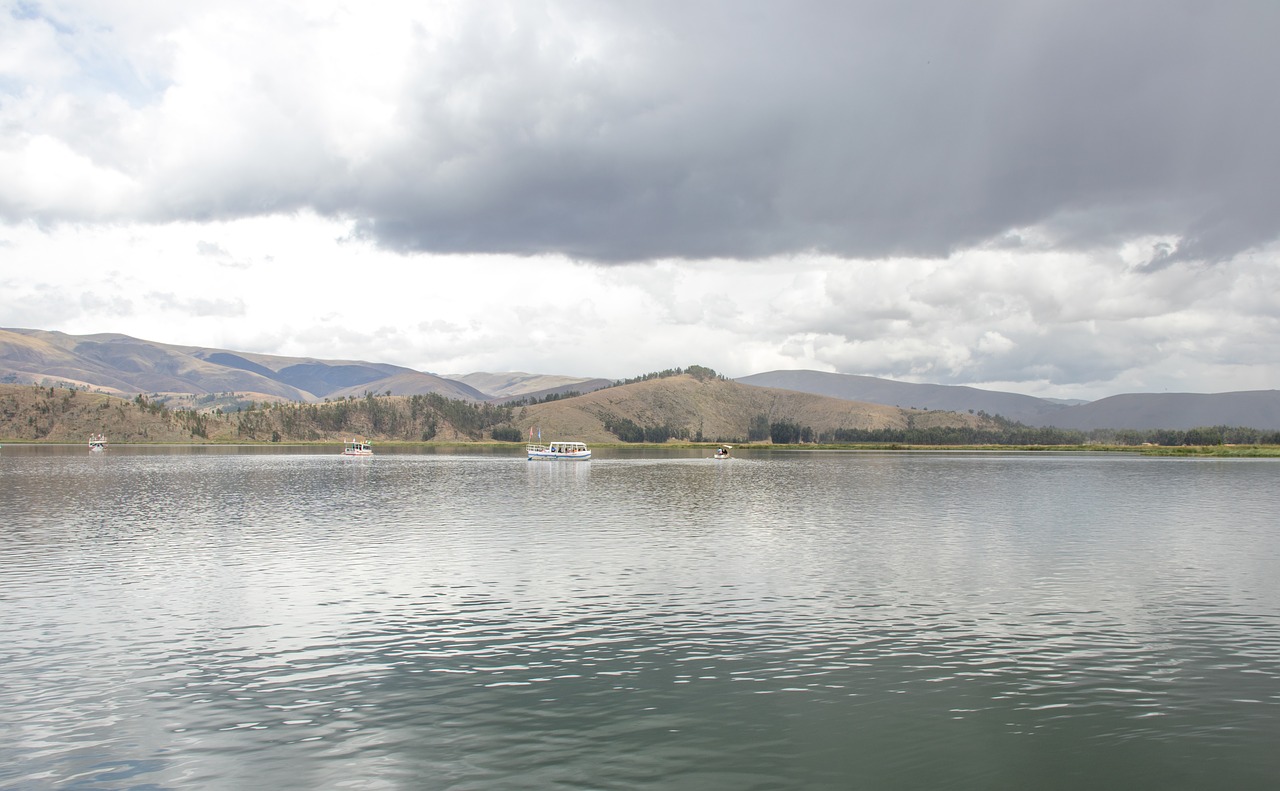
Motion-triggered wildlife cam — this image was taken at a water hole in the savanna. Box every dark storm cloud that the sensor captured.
[7,1,1277,264]
[329,1,1280,262]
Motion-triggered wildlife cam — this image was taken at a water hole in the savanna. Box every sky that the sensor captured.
[2,0,1278,400]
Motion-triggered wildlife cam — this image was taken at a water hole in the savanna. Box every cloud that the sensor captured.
[2,211,1276,398]
[3,1,1278,263]
[144,291,246,318]
[195,240,227,257]
[2,3,1277,402]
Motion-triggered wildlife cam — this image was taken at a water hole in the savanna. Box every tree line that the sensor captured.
[601,407,1280,447]
[6,383,1280,447]
[233,392,515,441]
[608,364,725,388]
[803,424,1280,446]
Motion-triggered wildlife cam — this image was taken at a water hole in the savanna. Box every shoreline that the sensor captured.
[4,440,1278,456]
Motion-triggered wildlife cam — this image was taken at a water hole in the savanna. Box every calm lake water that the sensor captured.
[1,446,1277,790]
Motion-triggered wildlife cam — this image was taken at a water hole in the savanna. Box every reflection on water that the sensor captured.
[1,447,1278,789]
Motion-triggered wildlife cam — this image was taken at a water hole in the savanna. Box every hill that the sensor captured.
[1042,391,1280,431]
[7,328,1277,432]
[0,328,310,400]
[6,375,983,446]
[737,369,1070,425]
[448,371,611,399]
[0,385,218,443]
[738,369,1280,430]
[0,328,485,403]
[519,373,998,443]
[0,384,497,444]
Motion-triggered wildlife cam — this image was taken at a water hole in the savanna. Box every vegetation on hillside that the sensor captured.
[821,423,1280,446]
[600,414,684,443]
[503,390,583,407]
[0,386,198,443]
[0,385,518,444]
[3,378,1279,449]
[608,364,725,387]
[524,368,1280,447]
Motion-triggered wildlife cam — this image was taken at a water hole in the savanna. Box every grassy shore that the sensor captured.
[720,443,1280,456]
[1132,445,1280,457]
[6,439,1280,457]
[542,441,1280,456]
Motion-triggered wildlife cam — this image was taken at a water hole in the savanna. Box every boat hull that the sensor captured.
[527,450,591,460]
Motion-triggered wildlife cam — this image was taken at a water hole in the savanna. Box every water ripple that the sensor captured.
[2,448,1278,788]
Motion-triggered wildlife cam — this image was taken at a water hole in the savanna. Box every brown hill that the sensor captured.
[0,384,481,444]
[0,385,209,443]
[518,374,997,443]
[0,374,998,445]
[0,328,486,402]
[1,328,315,399]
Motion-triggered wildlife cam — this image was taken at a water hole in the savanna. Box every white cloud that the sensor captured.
[1,2,1277,400]
[3,211,1279,399]
[0,132,139,216]
[0,10,74,83]
[7,2,1279,259]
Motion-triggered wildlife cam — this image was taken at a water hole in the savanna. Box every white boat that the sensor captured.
[712,444,732,460]
[89,434,107,452]
[341,438,373,456]
[527,441,591,460]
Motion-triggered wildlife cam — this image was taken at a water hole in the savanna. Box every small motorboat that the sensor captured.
[89,433,108,452]
[341,438,373,456]
[712,445,732,459]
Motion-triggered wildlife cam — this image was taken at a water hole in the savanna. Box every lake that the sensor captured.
[1,446,1277,789]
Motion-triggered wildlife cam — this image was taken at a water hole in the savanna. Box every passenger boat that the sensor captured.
[89,433,107,452]
[341,438,373,456]
[713,444,732,459]
[527,441,591,460]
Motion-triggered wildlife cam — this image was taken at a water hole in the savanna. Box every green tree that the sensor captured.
[491,426,522,442]
[770,420,805,444]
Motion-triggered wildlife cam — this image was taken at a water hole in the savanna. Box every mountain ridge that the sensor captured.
[1,328,486,403]
[0,373,997,445]
[738,369,1280,430]
[4,328,1278,431]
[737,369,1068,425]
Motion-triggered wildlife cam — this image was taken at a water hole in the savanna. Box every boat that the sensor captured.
[527,441,591,460]
[341,438,373,456]
[89,434,107,452]
[712,444,732,460]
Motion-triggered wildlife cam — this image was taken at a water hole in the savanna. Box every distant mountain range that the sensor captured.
[738,370,1280,431]
[737,370,1070,425]
[3,328,1278,430]
[1,328,485,402]
[446,371,614,403]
